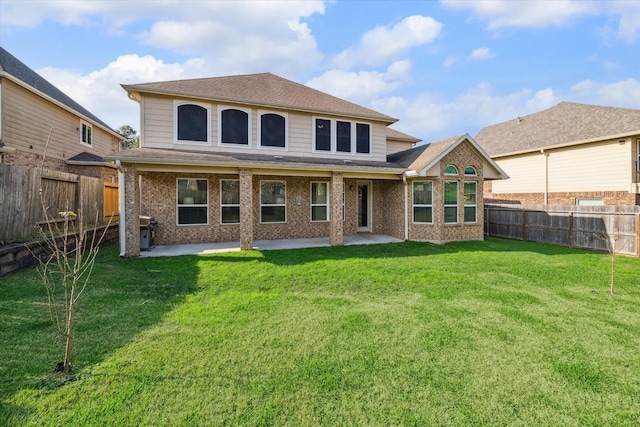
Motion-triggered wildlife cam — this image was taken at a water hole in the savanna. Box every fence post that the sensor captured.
[485,207,490,237]
[568,212,573,248]
[522,210,527,241]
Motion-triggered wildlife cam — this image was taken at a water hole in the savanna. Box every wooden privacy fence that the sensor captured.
[0,163,118,244]
[484,204,640,256]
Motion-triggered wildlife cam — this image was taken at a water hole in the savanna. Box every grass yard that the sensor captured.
[1,238,639,426]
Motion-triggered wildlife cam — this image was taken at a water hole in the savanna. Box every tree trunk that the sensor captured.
[63,283,77,373]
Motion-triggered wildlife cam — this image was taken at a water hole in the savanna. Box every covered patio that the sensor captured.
[139,233,403,258]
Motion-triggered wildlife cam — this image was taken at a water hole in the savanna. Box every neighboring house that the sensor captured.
[108,73,506,256]
[475,102,640,206]
[0,47,123,181]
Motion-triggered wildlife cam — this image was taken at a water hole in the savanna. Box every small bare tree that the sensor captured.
[596,213,620,295]
[30,127,113,373]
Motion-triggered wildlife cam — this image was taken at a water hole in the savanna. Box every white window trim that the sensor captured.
[257,110,288,151]
[637,139,640,171]
[176,178,209,226]
[310,181,330,222]
[218,105,252,148]
[173,101,212,146]
[444,180,459,224]
[311,117,373,156]
[464,166,477,176]
[260,180,287,224]
[412,181,434,224]
[464,181,477,223]
[576,197,604,206]
[220,179,240,225]
[444,165,459,175]
[80,121,92,147]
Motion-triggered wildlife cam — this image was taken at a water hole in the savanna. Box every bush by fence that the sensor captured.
[484,204,640,256]
[0,163,118,244]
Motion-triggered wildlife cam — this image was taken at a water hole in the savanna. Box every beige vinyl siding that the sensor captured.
[2,79,113,160]
[547,139,631,192]
[491,153,546,194]
[386,140,414,155]
[141,95,389,161]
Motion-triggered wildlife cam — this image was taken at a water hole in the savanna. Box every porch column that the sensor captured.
[239,169,254,250]
[330,172,344,246]
[123,163,140,257]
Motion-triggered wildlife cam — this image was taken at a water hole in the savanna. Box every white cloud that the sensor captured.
[441,0,597,29]
[470,47,495,61]
[38,54,208,130]
[333,15,442,68]
[569,78,640,107]
[305,61,413,107]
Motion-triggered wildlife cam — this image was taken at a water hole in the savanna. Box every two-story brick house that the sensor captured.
[0,47,123,181]
[108,73,506,256]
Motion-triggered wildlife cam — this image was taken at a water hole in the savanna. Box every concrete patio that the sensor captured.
[139,234,403,257]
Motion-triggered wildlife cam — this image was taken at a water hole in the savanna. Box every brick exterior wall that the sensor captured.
[374,180,405,240]
[239,169,253,250]
[330,172,344,246]
[408,141,484,243]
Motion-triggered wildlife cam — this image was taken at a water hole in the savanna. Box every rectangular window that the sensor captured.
[412,181,433,223]
[311,182,329,222]
[464,181,477,223]
[221,179,240,224]
[444,181,458,224]
[81,123,92,146]
[315,118,331,151]
[337,121,351,152]
[177,178,208,225]
[356,123,370,154]
[261,181,286,223]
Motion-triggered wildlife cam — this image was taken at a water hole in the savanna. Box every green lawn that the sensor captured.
[1,238,639,426]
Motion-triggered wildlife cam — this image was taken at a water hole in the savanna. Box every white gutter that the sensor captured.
[115,160,126,257]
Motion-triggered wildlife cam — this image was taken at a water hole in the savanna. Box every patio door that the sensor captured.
[357,181,372,232]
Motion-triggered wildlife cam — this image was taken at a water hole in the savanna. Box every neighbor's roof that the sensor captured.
[122,72,398,124]
[0,46,119,136]
[475,101,640,157]
[106,147,406,175]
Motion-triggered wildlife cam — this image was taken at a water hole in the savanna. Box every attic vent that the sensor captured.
[517,117,523,123]
[343,159,352,164]
[273,155,283,160]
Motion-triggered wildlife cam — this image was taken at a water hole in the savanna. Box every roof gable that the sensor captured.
[122,72,397,123]
[475,101,640,157]
[0,47,117,134]
[388,133,508,179]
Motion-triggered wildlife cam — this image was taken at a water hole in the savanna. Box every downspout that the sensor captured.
[403,174,409,241]
[115,160,126,257]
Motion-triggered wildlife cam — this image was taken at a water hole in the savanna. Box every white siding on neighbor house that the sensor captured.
[547,139,631,192]
[1,79,114,160]
[140,95,389,162]
[491,153,546,194]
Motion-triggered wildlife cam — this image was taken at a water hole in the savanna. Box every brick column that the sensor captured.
[123,163,140,257]
[239,169,253,250]
[330,172,344,246]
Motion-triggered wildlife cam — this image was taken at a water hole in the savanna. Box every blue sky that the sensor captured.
[1,0,639,143]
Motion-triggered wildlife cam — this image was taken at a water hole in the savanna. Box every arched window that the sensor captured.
[221,108,249,145]
[176,104,208,143]
[444,165,458,175]
[260,113,286,148]
[464,166,477,176]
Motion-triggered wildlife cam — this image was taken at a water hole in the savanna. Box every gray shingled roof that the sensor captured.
[122,73,398,124]
[475,101,640,157]
[66,151,107,164]
[386,127,421,143]
[107,147,406,173]
[0,47,117,133]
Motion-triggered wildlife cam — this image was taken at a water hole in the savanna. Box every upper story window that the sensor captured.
[315,118,331,151]
[337,121,351,153]
[80,122,92,146]
[356,123,370,154]
[313,118,371,155]
[220,107,250,145]
[464,166,477,176]
[445,165,458,175]
[259,112,287,149]
[176,103,209,144]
